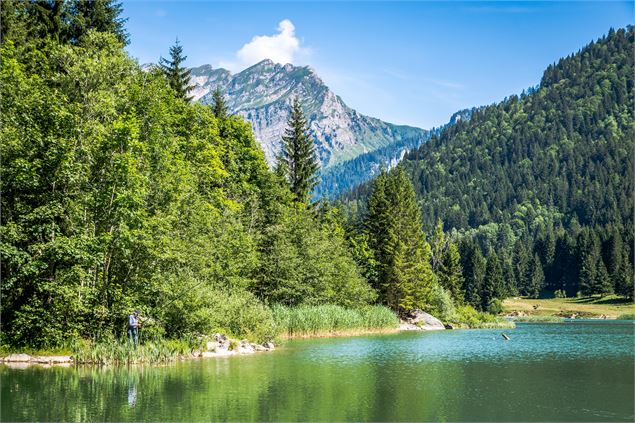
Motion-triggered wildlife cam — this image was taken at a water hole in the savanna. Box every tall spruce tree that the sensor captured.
[438,241,465,304]
[526,254,545,298]
[211,87,228,118]
[159,38,194,101]
[366,167,436,314]
[460,240,485,310]
[482,252,504,311]
[279,97,319,203]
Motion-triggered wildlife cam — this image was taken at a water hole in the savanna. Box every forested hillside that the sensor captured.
[0,0,498,351]
[346,27,634,306]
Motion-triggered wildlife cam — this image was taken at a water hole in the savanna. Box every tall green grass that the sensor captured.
[616,313,635,320]
[273,305,399,337]
[71,338,198,365]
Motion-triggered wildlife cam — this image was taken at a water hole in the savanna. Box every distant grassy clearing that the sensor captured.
[503,295,635,319]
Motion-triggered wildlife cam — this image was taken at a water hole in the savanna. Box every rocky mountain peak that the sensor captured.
[191,60,427,168]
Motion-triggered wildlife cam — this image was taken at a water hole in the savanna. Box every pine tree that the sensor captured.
[279,97,319,203]
[159,39,194,101]
[595,258,613,296]
[579,249,598,296]
[211,87,228,118]
[482,252,504,310]
[526,254,545,299]
[614,249,634,299]
[430,220,447,273]
[438,241,464,304]
[68,0,128,45]
[460,240,485,310]
[365,167,436,314]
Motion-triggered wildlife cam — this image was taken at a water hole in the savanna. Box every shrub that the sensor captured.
[554,289,567,299]
[487,298,503,315]
[428,285,457,322]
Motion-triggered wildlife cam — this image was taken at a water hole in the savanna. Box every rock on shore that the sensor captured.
[399,310,445,331]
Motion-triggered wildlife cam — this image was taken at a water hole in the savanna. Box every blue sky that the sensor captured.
[123,1,633,128]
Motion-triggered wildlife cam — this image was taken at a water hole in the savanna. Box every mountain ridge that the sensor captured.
[188,59,429,168]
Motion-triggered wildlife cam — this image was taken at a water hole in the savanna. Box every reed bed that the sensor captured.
[273,304,399,338]
[72,338,195,365]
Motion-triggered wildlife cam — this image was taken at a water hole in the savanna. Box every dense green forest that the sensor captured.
[346,27,634,308]
[0,0,499,350]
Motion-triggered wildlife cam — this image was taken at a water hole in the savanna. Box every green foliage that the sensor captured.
[159,38,194,101]
[451,305,514,329]
[211,87,228,118]
[272,305,398,337]
[486,298,503,315]
[428,284,457,322]
[365,167,436,314]
[255,205,376,308]
[0,13,376,349]
[344,27,634,306]
[278,97,319,203]
[616,313,635,320]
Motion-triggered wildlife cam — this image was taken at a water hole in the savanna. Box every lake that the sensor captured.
[2,321,633,422]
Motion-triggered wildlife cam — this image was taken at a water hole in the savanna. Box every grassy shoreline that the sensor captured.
[503,295,635,320]
[2,304,517,363]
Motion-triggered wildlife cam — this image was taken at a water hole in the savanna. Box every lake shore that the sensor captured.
[503,295,635,320]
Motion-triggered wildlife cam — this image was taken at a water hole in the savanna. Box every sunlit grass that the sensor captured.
[273,304,399,338]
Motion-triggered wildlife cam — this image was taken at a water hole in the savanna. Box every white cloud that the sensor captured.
[219,19,309,72]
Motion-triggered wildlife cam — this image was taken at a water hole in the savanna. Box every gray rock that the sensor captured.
[402,310,445,331]
[264,342,275,350]
[4,353,32,362]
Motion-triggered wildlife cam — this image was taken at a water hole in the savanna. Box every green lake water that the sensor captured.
[2,321,634,422]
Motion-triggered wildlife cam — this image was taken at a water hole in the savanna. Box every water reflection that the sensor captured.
[2,322,633,422]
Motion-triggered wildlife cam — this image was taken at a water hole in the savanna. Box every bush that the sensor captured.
[428,285,457,322]
[616,313,635,320]
[450,305,515,329]
[487,298,503,315]
[156,273,277,343]
[554,289,567,299]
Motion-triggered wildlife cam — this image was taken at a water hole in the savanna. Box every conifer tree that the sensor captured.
[595,258,613,296]
[579,249,598,296]
[482,252,503,310]
[212,87,228,118]
[68,0,128,45]
[526,254,545,298]
[365,167,436,314]
[614,249,634,299]
[159,38,194,101]
[279,97,319,203]
[460,240,485,310]
[438,241,464,304]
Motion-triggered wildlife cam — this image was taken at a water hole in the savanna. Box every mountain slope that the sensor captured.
[398,27,633,233]
[189,60,428,168]
[317,108,475,199]
[344,27,634,301]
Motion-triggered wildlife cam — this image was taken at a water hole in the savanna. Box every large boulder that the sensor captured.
[401,310,445,331]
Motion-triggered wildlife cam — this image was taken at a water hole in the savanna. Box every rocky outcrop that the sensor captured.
[188,60,428,169]
[399,310,445,331]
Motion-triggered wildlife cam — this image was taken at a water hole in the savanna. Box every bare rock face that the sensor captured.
[189,60,427,169]
[400,310,445,331]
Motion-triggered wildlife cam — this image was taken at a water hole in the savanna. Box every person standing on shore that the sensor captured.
[128,310,140,346]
